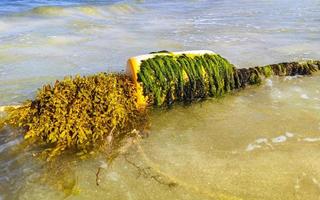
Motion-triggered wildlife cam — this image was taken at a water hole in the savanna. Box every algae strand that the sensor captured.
[1,73,148,159]
[137,54,320,106]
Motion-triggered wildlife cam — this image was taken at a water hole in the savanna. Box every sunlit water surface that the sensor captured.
[0,0,320,199]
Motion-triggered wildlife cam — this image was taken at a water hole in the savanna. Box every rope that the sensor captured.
[137,55,320,106]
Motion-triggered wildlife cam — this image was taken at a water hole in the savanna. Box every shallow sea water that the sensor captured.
[0,0,320,199]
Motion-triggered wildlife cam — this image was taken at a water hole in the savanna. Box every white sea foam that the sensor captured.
[303,137,320,142]
[300,94,309,99]
[246,138,270,151]
[246,133,294,152]
[246,143,261,151]
[265,79,273,87]
[256,138,268,144]
[272,135,287,143]
[285,132,294,138]
[284,75,303,81]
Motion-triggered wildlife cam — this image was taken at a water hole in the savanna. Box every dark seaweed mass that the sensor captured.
[1,73,147,159]
[137,54,320,106]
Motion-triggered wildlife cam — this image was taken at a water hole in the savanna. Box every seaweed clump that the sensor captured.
[1,73,147,159]
[1,55,319,158]
[137,54,320,106]
[137,54,236,105]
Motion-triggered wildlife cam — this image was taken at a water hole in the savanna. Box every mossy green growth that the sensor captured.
[137,54,320,106]
[260,65,273,77]
[137,54,236,106]
[1,56,318,159]
[248,68,262,85]
[1,73,147,159]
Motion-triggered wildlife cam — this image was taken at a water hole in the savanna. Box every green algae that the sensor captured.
[0,53,319,160]
[137,54,237,105]
[137,54,320,106]
[1,73,147,159]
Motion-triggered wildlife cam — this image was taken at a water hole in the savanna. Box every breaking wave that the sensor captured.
[26,3,143,18]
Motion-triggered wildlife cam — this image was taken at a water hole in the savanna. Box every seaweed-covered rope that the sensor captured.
[0,57,319,158]
[137,55,320,106]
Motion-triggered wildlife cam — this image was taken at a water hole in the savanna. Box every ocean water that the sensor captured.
[0,0,320,199]
[0,0,319,106]
[0,0,120,15]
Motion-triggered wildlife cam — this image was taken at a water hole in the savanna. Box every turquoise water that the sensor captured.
[0,1,320,199]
